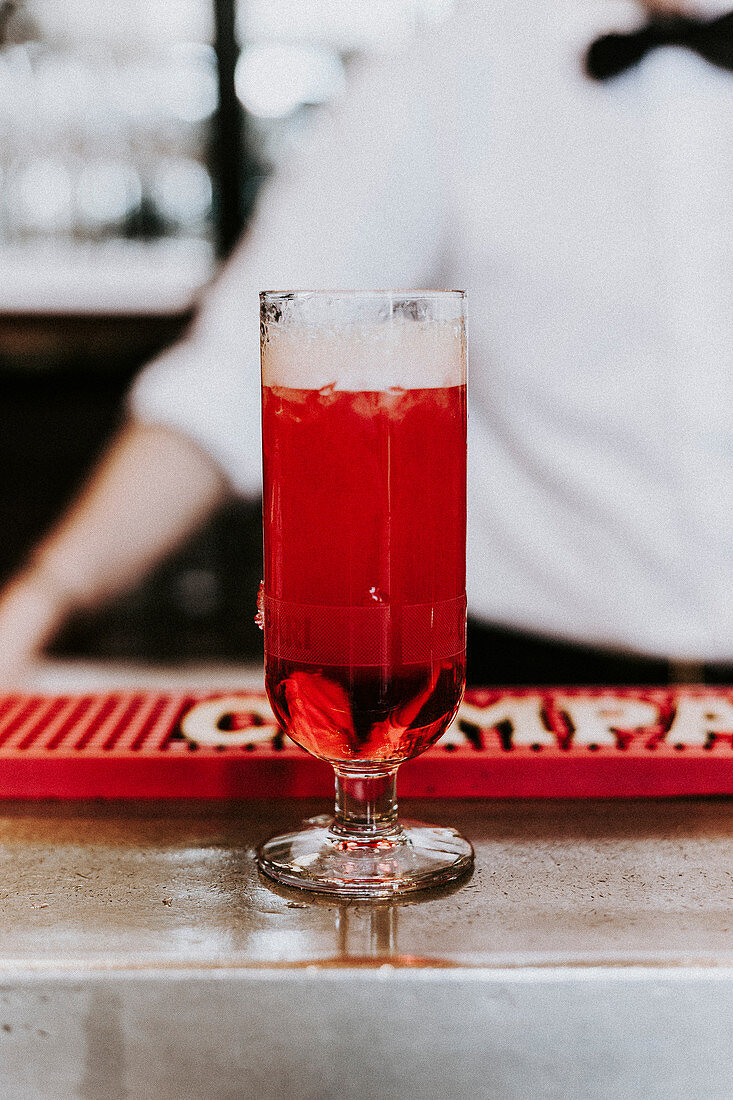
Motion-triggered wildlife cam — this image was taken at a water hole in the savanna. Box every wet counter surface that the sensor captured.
[2,796,733,1098]
[1,796,732,970]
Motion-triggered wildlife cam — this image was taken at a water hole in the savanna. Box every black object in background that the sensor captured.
[212,0,245,257]
[585,11,733,81]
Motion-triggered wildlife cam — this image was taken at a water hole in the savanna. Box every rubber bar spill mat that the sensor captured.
[0,686,731,797]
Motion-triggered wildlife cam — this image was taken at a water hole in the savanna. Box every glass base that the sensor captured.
[257,816,474,899]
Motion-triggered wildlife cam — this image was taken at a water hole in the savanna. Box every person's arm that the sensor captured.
[0,420,230,684]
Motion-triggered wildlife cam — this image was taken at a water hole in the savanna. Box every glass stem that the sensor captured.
[333,769,399,838]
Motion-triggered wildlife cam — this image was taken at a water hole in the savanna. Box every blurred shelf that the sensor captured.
[0,239,215,317]
[0,239,216,365]
[23,657,265,693]
[0,310,193,366]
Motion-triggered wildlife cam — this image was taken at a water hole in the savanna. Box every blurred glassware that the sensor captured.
[11,157,74,237]
[23,0,213,49]
[76,160,143,237]
[152,157,213,232]
[162,42,218,125]
[0,1,216,251]
[235,41,345,119]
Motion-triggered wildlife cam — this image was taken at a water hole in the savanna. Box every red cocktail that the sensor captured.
[257,291,473,897]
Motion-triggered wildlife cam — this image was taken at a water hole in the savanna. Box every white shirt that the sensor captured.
[130,0,733,661]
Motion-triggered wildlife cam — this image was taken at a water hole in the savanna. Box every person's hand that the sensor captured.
[0,568,67,689]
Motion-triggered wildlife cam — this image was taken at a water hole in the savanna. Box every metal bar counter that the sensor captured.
[1,796,732,1099]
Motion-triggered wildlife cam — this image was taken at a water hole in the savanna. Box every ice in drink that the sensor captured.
[261,313,466,767]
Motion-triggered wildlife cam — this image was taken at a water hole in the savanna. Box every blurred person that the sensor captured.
[0,0,731,686]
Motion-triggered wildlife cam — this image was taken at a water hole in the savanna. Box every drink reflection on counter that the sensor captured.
[335,904,398,964]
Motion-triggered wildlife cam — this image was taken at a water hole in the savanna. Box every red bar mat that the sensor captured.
[0,686,731,798]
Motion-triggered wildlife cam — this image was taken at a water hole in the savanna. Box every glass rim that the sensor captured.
[259,288,465,301]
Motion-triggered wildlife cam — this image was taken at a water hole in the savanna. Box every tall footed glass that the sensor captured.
[257,290,473,897]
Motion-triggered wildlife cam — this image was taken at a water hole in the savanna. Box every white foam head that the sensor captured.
[260,292,466,391]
